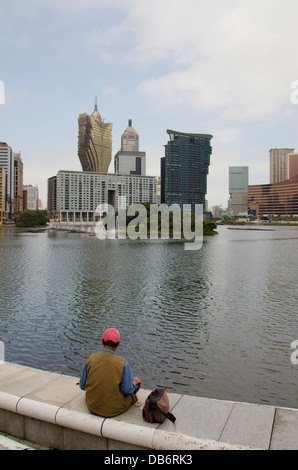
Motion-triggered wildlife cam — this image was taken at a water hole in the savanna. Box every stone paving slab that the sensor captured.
[220,402,275,449]
[161,395,234,442]
[270,408,298,450]
[25,374,82,407]
[0,363,59,397]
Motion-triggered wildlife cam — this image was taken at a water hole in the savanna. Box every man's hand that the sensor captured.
[134,376,141,392]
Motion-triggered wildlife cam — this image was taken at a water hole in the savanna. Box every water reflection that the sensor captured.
[0,225,298,408]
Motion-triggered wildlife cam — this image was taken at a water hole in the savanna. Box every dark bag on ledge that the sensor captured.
[142,388,176,423]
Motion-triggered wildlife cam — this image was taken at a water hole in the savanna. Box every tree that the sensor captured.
[15,210,47,228]
[203,220,218,235]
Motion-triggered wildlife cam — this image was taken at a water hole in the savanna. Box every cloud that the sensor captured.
[215,127,241,144]
[102,85,120,96]
[31,0,120,13]
[126,0,298,122]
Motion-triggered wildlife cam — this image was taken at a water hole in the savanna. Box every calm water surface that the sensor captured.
[0,224,298,408]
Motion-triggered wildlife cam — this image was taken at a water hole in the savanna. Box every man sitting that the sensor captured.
[79,328,141,417]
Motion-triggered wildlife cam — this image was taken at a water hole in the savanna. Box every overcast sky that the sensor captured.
[1,0,298,208]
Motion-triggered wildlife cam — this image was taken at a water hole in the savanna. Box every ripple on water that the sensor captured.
[0,227,298,408]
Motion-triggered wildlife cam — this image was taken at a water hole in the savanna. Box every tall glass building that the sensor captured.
[161,130,213,211]
[229,166,249,214]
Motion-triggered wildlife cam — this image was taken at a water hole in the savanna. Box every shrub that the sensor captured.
[15,210,47,228]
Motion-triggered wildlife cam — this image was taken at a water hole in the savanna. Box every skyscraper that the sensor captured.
[0,142,14,220]
[229,166,249,214]
[121,119,139,151]
[269,148,294,184]
[14,152,23,216]
[23,185,39,210]
[78,98,113,173]
[161,130,213,211]
[0,167,5,223]
[114,119,146,176]
[47,175,57,220]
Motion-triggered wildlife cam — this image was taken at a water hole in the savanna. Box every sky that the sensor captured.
[1,0,298,209]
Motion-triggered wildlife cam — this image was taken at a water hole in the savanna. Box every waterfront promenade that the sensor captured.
[0,362,298,450]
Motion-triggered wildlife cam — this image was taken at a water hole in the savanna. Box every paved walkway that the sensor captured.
[0,433,35,450]
[1,362,298,450]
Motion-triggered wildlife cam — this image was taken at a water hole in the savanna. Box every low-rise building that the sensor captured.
[248,175,298,216]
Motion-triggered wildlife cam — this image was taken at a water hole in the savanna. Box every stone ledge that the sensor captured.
[1,362,298,450]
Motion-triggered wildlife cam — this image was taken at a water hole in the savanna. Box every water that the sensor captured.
[0,224,298,409]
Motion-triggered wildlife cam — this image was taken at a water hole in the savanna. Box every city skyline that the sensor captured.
[1,1,298,208]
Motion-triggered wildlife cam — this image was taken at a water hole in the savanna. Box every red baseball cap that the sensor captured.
[102,328,120,343]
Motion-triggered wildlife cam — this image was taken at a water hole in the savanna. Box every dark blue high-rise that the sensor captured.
[161,130,213,212]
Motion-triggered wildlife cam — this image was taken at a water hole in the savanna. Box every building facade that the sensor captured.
[248,175,298,216]
[114,120,146,176]
[161,129,213,211]
[229,166,249,214]
[78,99,113,173]
[14,152,23,217]
[288,153,298,179]
[121,118,139,151]
[48,170,157,223]
[0,143,14,220]
[269,148,295,184]
[23,185,39,210]
[47,176,57,220]
[0,167,5,223]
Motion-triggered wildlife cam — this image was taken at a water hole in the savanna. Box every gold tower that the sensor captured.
[78,98,113,173]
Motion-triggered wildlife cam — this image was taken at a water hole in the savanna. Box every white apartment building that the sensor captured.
[50,170,157,223]
[23,185,39,210]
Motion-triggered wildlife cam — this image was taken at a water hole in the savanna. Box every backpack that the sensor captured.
[142,388,176,423]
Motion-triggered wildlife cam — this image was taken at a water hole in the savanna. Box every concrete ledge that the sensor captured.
[102,419,155,449]
[1,362,298,450]
[17,398,59,424]
[0,391,20,412]
[56,407,104,437]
